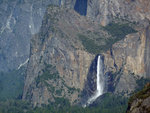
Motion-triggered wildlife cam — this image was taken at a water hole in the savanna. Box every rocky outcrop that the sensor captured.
[0,0,76,72]
[24,4,137,106]
[103,25,150,94]
[23,6,98,106]
[86,0,150,26]
[2,0,150,73]
[22,0,150,107]
[127,83,150,113]
[1,0,150,73]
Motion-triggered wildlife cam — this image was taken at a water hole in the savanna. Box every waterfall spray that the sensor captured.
[84,55,104,107]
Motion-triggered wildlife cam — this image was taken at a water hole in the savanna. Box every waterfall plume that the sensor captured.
[84,55,104,107]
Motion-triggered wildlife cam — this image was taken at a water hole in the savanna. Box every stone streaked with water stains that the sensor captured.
[23,6,96,106]
[22,0,150,107]
[103,25,150,94]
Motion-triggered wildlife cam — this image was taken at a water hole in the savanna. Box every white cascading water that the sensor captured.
[84,55,104,107]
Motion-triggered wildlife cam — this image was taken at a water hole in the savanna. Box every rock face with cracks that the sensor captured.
[0,0,75,72]
[103,25,150,94]
[22,0,150,107]
[86,0,150,26]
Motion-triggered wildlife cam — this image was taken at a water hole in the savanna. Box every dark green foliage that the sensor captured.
[78,34,113,54]
[90,93,128,113]
[55,89,62,96]
[136,77,150,91]
[35,64,79,97]
[0,93,128,113]
[61,78,80,94]
[78,34,103,54]
[128,83,150,107]
[103,23,137,38]
[35,64,59,85]
[0,67,25,101]
[78,23,136,54]
[65,86,77,94]
[0,100,31,113]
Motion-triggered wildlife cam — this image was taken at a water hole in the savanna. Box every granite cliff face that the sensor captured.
[19,0,150,107]
[0,0,76,72]
[22,1,150,106]
[103,25,150,94]
[0,0,55,72]
[86,0,150,26]
[23,6,97,106]
[1,0,150,72]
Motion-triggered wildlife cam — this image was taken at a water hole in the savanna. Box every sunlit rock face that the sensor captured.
[2,0,147,107]
[22,6,97,106]
[22,1,150,106]
[86,0,150,26]
[103,25,150,94]
[1,0,150,73]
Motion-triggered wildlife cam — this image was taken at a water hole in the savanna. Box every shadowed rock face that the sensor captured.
[0,0,75,72]
[74,0,87,15]
[0,0,58,72]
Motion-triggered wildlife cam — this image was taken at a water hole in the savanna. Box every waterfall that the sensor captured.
[84,55,104,107]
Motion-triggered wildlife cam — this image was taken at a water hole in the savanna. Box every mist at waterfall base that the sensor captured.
[83,55,105,107]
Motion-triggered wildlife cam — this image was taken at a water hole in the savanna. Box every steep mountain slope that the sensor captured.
[1,0,150,110]
[86,0,150,26]
[22,5,110,106]
[22,4,143,106]
[0,0,75,72]
[0,0,78,102]
[1,0,150,72]
[127,83,150,113]
[103,25,150,94]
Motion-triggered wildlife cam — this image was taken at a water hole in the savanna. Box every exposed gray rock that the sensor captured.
[0,0,75,72]
[23,6,96,106]
[86,0,150,26]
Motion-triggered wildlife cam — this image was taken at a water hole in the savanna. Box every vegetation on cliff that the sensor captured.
[103,23,137,39]
[128,83,150,107]
[0,93,128,113]
[127,83,150,113]
[78,22,137,54]
[35,64,59,85]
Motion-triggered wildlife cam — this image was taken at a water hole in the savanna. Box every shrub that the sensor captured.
[35,64,59,85]
[78,22,137,54]
[103,23,137,38]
